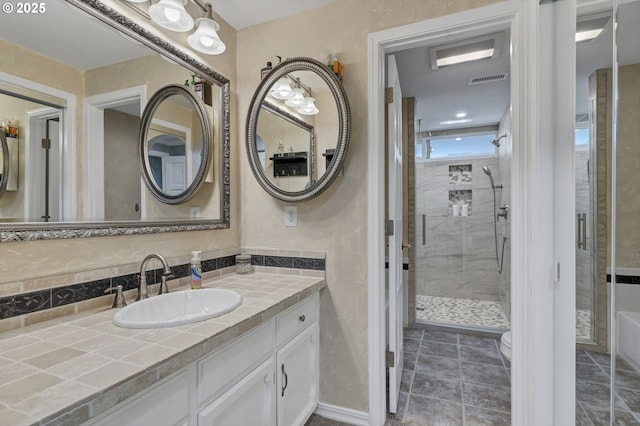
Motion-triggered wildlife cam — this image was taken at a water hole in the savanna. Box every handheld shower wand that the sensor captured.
[483,166,507,274]
[482,166,502,190]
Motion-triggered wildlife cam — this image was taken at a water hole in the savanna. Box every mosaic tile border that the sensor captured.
[0,252,326,322]
[607,274,640,285]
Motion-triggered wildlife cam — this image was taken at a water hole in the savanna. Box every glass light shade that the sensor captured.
[188,18,226,55]
[149,0,194,32]
[285,88,307,107]
[298,97,319,115]
[270,78,294,100]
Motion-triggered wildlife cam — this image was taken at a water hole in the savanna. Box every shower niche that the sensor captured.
[449,164,472,216]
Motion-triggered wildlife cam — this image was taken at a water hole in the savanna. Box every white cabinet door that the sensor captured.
[276,324,318,426]
[198,358,276,426]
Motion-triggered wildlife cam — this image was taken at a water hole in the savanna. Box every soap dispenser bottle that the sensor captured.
[190,251,202,289]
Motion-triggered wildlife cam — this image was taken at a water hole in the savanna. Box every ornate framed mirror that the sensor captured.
[0,0,230,242]
[246,57,350,202]
[139,84,211,205]
[0,133,8,199]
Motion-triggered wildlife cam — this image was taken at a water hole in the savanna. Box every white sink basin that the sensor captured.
[113,288,242,329]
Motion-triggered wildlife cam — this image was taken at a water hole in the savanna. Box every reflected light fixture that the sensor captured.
[455,112,467,118]
[575,14,609,43]
[127,0,226,55]
[271,78,295,100]
[298,97,319,115]
[187,4,225,54]
[148,0,194,32]
[285,88,308,108]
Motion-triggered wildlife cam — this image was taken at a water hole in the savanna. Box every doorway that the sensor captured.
[393,32,512,331]
[368,2,577,425]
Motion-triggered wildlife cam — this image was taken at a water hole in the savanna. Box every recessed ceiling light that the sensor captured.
[428,33,504,70]
[575,13,609,43]
[575,29,603,42]
[455,138,462,141]
[440,118,473,125]
[436,49,494,67]
[456,112,467,118]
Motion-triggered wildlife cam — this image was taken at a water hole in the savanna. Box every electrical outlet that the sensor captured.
[285,206,298,227]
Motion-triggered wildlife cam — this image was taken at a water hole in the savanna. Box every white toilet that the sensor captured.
[500,330,512,361]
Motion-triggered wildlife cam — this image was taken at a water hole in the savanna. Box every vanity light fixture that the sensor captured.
[125,0,226,55]
[148,0,194,32]
[187,4,225,55]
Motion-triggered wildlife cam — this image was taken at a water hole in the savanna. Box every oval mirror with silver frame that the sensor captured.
[140,84,211,205]
[246,57,351,202]
[0,133,8,199]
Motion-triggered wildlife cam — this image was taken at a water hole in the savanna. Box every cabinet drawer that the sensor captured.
[198,319,274,405]
[276,293,318,347]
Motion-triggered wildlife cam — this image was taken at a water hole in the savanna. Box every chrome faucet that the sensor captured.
[137,254,173,301]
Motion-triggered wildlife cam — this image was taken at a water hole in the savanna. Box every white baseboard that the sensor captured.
[314,402,370,426]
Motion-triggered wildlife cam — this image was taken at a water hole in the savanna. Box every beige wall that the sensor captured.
[237,0,500,412]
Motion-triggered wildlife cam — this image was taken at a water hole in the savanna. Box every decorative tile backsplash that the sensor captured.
[0,249,326,325]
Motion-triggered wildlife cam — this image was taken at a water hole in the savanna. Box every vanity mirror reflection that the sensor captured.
[246,57,350,202]
[0,0,230,241]
[574,0,640,424]
[139,84,211,205]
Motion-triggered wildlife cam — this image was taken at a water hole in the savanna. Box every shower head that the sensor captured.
[483,166,500,190]
[490,133,508,148]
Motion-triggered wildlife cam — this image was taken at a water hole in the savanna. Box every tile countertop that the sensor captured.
[0,272,325,426]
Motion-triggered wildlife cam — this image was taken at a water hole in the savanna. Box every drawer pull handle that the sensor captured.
[299,314,306,322]
[281,364,288,397]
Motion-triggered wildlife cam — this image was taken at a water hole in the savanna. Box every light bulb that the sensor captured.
[200,36,214,47]
[164,8,180,22]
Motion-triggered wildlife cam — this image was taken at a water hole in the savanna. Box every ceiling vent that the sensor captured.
[468,73,509,85]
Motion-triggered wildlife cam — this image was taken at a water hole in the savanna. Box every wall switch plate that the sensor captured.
[285,206,298,227]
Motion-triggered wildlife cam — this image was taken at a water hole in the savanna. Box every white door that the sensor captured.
[387,54,404,414]
[162,155,187,195]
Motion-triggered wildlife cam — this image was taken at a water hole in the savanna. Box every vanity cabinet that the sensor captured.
[84,293,318,426]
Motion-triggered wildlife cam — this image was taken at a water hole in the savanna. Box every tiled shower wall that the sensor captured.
[415,157,503,302]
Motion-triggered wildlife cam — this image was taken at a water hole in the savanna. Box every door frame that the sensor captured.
[83,85,146,220]
[0,71,76,220]
[367,1,575,424]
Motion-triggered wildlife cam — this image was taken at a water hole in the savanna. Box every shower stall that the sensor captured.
[414,132,511,330]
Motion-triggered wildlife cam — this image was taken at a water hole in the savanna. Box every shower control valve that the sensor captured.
[497,204,509,220]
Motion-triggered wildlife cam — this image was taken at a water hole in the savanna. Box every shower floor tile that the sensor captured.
[415,295,510,329]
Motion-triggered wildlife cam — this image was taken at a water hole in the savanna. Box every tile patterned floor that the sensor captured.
[307,326,640,426]
[415,295,511,329]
